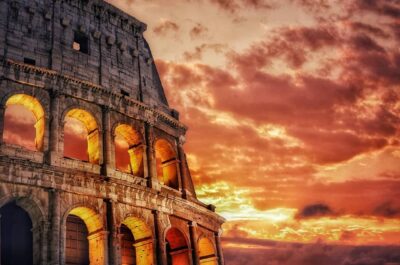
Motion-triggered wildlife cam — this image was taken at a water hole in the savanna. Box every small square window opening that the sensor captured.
[23,57,36,65]
[73,32,89,54]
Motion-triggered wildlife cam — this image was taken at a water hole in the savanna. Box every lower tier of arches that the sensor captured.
[0,192,223,265]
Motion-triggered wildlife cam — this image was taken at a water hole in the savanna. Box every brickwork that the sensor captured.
[0,0,224,264]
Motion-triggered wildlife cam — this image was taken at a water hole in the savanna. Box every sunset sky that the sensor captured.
[4,0,400,264]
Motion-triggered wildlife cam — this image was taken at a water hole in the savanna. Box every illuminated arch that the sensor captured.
[64,109,99,164]
[114,124,144,176]
[165,227,190,265]
[66,207,105,265]
[121,216,154,265]
[198,237,218,265]
[155,139,178,189]
[4,94,45,151]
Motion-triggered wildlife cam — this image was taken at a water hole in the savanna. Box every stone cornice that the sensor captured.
[0,156,226,229]
[1,59,188,133]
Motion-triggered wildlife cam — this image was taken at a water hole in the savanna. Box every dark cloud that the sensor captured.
[355,0,400,19]
[373,201,400,218]
[349,22,390,39]
[296,203,335,219]
[153,20,180,35]
[207,0,273,13]
[189,23,208,39]
[349,33,386,52]
[183,43,226,61]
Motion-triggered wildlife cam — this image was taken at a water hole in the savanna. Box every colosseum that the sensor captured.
[0,0,225,264]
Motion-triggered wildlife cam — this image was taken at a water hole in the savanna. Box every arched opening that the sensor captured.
[165,228,190,265]
[198,238,217,265]
[3,94,45,151]
[65,207,105,265]
[120,224,135,265]
[114,124,143,176]
[155,139,178,189]
[0,201,33,265]
[66,215,89,265]
[64,109,99,164]
[121,216,153,265]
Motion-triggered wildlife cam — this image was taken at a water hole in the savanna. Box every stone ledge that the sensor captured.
[0,59,188,132]
[0,156,225,229]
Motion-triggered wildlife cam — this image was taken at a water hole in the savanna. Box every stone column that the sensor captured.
[136,35,144,102]
[0,106,5,145]
[105,199,117,265]
[214,231,224,265]
[189,222,200,265]
[145,122,158,189]
[32,222,47,265]
[48,189,60,265]
[50,0,63,71]
[45,90,61,165]
[177,137,188,198]
[101,106,111,177]
[153,210,167,265]
[115,233,123,265]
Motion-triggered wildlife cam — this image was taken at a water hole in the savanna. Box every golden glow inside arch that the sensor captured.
[166,228,190,265]
[68,207,105,265]
[122,216,154,265]
[198,237,217,265]
[65,109,99,164]
[115,124,143,176]
[5,94,45,151]
[69,207,103,233]
[155,139,178,189]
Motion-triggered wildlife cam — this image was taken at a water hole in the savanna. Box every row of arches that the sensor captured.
[2,94,179,190]
[0,200,218,265]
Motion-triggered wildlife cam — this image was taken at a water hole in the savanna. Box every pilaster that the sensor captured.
[145,122,158,190]
[215,231,224,265]
[177,137,188,199]
[153,210,167,265]
[48,189,60,265]
[101,106,111,177]
[189,221,200,265]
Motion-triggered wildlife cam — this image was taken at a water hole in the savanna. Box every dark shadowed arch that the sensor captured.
[0,201,33,265]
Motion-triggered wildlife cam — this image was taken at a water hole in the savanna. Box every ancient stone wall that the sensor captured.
[0,0,224,264]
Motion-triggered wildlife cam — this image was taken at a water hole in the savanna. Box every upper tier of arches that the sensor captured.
[1,92,186,193]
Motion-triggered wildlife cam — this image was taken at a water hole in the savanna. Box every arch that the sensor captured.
[64,109,99,164]
[64,206,106,265]
[4,94,45,151]
[0,194,46,230]
[0,201,33,265]
[165,227,190,265]
[155,139,178,189]
[198,237,218,265]
[66,214,89,265]
[0,196,45,265]
[120,216,154,265]
[69,206,103,234]
[114,124,144,176]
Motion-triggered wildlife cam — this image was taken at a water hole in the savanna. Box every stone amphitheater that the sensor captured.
[0,0,224,264]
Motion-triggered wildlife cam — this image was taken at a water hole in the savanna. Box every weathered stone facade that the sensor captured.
[0,0,224,264]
